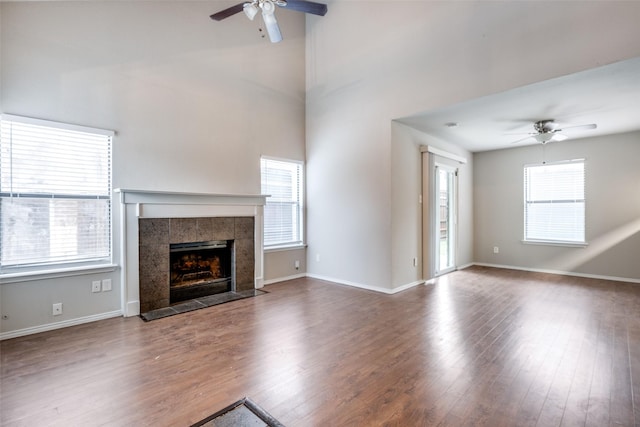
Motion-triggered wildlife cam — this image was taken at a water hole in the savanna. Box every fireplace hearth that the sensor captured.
[170,240,233,303]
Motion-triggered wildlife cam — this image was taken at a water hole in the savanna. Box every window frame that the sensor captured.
[523,159,587,247]
[0,114,115,278]
[260,156,305,251]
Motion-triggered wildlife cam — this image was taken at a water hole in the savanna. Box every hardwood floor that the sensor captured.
[1,266,639,426]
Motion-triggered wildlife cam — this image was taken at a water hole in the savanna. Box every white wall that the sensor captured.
[0,1,306,337]
[305,1,640,291]
[474,131,640,281]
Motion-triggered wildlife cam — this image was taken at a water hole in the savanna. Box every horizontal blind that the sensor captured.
[0,115,113,268]
[524,160,585,243]
[261,158,303,247]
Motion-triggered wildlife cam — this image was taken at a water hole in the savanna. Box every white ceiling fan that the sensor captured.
[210,0,328,43]
[510,119,597,144]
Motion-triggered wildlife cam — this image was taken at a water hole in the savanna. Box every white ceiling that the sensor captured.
[396,56,640,153]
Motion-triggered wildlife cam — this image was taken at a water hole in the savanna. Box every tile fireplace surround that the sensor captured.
[117,190,266,317]
[138,216,254,313]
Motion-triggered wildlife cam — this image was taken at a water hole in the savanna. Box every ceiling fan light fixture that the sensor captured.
[534,133,554,143]
[210,0,327,41]
[243,3,259,20]
[261,1,283,43]
[533,132,568,144]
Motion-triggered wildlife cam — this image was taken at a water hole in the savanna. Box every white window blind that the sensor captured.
[0,114,113,270]
[524,160,585,244]
[261,157,303,248]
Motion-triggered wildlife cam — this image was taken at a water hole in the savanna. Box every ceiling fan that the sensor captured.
[510,119,597,144]
[210,0,328,43]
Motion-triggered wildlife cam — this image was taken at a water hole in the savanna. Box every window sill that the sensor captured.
[0,264,118,284]
[522,240,588,248]
[264,244,307,253]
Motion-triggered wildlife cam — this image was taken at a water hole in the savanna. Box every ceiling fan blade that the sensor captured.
[511,135,535,144]
[210,3,246,21]
[503,132,535,136]
[279,0,328,16]
[556,123,597,132]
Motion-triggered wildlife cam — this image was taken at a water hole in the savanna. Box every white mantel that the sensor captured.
[116,189,267,317]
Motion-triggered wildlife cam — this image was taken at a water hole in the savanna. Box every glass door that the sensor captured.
[435,164,457,275]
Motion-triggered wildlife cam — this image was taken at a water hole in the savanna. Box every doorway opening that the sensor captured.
[434,164,457,276]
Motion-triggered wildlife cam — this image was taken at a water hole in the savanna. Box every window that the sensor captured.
[0,114,113,272]
[260,157,303,248]
[524,160,585,244]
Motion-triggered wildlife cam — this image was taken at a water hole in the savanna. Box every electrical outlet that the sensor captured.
[102,279,112,292]
[294,260,300,270]
[52,303,63,316]
[316,253,320,263]
[92,280,101,293]
[493,246,499,254]
[413,257,418,267]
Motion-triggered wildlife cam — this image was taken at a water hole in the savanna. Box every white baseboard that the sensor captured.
[456,263,475,271]
[306,273,424,294]
[9,263,629,341]
[265,272,426,294]
[392,280,427,293]
[262,273,307,286]
[0,310,122,341]
[472,262,640,284]
[125,300,140,317]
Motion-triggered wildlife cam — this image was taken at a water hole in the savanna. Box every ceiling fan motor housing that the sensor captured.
[534,120,558,133]
[210,0,328,42]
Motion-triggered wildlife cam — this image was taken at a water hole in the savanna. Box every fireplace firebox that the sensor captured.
[169,240,233,304]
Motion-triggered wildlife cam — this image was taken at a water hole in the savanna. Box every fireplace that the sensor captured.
[117,189,266,317]
[137,216,256,313]
[169,240,233,303]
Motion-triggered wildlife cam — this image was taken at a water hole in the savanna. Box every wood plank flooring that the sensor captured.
[1,266,639,426]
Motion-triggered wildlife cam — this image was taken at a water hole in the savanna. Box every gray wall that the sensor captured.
[305,1,640,291]
[474,131,640,280]
[0,1,306,337]
[391,123,473,287]
[3,0,640,337]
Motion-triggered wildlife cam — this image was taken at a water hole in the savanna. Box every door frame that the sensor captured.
[433,162,458,276]
[421,146,465,281]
